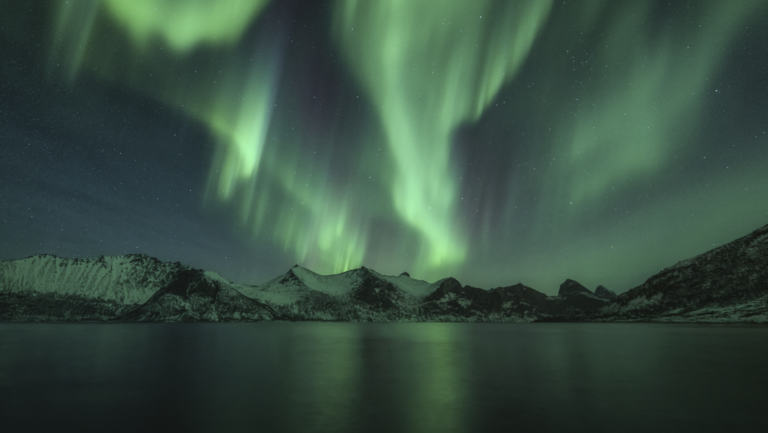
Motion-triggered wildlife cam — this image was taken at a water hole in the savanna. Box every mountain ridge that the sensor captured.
[0,254,595,322]
[2,222,766,323]
[540,222,768,323]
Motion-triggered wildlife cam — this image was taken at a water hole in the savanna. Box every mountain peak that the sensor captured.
[425,277,464,302]
[595,285,617,301]
[558,279,593,297]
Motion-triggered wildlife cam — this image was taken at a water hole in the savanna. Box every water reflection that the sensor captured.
[1,323,767,433]
[277,323,469,433]
[391,324,469,433]
[281,324,362,433]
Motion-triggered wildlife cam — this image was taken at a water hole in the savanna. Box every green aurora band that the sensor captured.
[44,0,768,290]
[101,0,270,53]
[334,0,553,271]
[514,0,768,288]
[53,0,376,275]
[548,1,760,207]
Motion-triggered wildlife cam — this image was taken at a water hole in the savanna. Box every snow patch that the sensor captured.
[457,298,472,308]
[623,292,664,311]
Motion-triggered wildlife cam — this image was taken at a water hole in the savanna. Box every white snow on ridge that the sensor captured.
[291,266,362,296]
[238,269,309,306]
[203,270,256,295]
[0,253,451,309]
[0,254,177,304]
[292,265,441,298]
[237,266,444,305]
[380,274,442,298]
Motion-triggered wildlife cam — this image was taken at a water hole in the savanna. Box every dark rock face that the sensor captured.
[420,281,577,321]
[555,279,607,313]
[0,292,129,322]
[559,279,592,297]
[349,267,405,311]
[491,284,549,307]
[586,223,768,322]
[123,268,275,322]
[595,285,617,301]
[488,284,552,317]
[425,278,463,302]
[399,271,410,277]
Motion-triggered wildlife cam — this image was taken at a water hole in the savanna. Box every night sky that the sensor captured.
[2,0,767,295]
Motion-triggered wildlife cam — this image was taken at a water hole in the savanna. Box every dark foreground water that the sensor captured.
[1,323,766,433]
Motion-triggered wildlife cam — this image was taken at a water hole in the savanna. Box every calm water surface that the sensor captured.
[1,323,766,433]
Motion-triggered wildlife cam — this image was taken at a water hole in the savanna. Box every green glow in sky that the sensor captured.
[101,0,270,53]
[203,61,277,202]
[51,1,99,81]
[551,1,759,207]
[265,164,370,274]
[71,0,372,274]
[334,0,552,272]
[40,1,768,291]
[516,0,768,290]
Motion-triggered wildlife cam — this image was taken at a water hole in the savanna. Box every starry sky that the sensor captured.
[2,0,767,295]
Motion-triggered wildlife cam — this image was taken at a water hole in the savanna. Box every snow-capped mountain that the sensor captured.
[236,265,608,322]
[3,222,765,323]
[0,255,605,322]
[0,254,184,321]
[0,254,180,304]
[240,265,440,303]
[123,268,276,322]
[238,265,450,321]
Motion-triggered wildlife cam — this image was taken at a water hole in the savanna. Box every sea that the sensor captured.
[1,322,766,433]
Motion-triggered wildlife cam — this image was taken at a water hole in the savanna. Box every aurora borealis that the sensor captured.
[1,0,767,294]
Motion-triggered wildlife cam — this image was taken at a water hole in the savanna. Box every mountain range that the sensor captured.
[1,223,766,323]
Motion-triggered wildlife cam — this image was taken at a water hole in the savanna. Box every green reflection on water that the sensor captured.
[282,323,469,433]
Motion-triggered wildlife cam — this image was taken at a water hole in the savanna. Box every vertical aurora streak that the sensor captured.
[203,56,279,202]
[48,0,377,274]
[334,0,552,271]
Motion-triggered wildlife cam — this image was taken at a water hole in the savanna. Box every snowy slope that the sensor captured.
[240,265,443,306]
[379,273,444,298]
[238,267,313,306]
[293,265,444,298]
[0,254,182,304]
[123,268,275,322]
